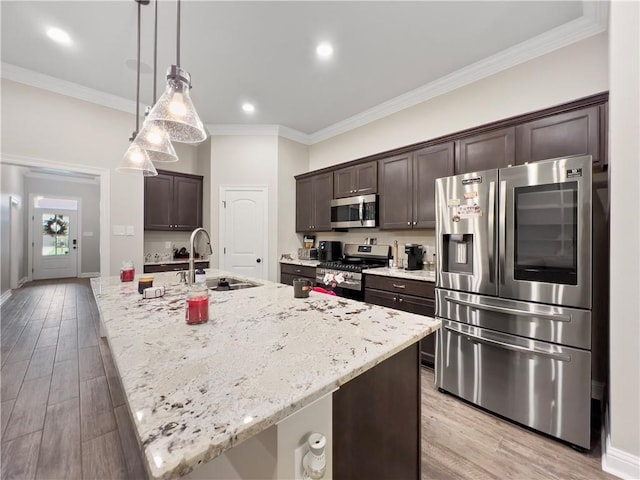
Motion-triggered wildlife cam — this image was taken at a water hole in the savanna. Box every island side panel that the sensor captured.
[332,341,421,479]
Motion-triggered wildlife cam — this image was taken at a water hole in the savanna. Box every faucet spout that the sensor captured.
[189,228,212,285]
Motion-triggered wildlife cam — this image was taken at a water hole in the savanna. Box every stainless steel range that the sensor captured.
[435,155,608,450]
[316,244,390,297]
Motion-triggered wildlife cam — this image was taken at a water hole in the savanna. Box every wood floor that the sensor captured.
[1,279,615,480]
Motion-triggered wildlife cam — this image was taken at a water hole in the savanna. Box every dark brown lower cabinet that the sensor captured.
[333,342,420,480]
[280,263,316,285]
[143,261,209,273]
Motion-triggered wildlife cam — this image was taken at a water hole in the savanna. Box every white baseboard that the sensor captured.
[602,404,640,479]
[0,290,12,306]
[18,276,28,288]
[78,272,100,278]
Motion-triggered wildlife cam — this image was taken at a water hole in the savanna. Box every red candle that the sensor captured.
[120,268,135,282]
[187,297,209,325]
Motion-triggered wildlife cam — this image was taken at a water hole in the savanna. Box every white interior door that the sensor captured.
[220,187,268,280]
[33,208,78,280]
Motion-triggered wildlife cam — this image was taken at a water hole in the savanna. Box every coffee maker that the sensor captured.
[404,244,424,271]
[318,241,342,262]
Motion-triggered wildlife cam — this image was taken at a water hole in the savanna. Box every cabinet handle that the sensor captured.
[398,298,404,303]
[413,221,417,225]
[295,269,301,273]
[407,221,411,225]
[392,283,406,289]
[393,297,397,302]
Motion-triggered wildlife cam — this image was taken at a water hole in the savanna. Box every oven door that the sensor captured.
[331,194,377,228]
[498,155,592,309]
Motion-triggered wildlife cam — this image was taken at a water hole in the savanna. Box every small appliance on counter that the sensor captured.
[298,247,318,260]
[303,235,316,249]
[404,244,424,271]
[318,241,342,262]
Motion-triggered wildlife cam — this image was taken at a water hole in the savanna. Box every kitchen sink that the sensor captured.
[206,277,261,292]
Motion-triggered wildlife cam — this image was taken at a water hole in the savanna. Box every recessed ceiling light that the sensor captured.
[316,42,333,59]
[46,27,72,47]
[242,103,255,113]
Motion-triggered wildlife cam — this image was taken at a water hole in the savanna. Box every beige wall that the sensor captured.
[0,164,27,295]
[209,135,279,281]
[309,33,609,170]
[608,0,640,472]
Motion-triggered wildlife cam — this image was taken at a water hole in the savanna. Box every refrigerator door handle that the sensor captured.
[488,181,495,283]
[445,326,572,362]
[499,180,507,284]
[443,295,572,322]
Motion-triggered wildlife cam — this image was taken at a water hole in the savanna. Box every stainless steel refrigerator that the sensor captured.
[435,155,607,450]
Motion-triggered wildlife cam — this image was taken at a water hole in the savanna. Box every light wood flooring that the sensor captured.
[2,279,615,480]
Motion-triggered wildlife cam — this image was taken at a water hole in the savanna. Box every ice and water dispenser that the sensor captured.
[441,234,474,275]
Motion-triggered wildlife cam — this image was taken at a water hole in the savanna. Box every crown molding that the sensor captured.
[309,3,608,144]
[205,124,311,145]
[1,62,137,115]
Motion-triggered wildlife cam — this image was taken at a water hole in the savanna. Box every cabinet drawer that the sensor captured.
[365,275,434,298]
[143,261,208,273]
[280,263,316,279]
[365,288,435,316]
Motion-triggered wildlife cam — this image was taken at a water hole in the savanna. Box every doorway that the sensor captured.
[219,186,268,280]
[30,196,80,280]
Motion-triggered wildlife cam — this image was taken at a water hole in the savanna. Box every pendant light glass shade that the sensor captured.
[116,142,158,176]
[133,120,178,162]
[146,66,207,144]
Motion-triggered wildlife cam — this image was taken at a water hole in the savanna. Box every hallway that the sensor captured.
[1,279,145,479]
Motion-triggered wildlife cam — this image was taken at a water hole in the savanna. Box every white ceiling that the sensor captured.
[1,1,606,140]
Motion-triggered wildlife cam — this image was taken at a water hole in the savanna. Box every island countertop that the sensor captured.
[90,270,440,479]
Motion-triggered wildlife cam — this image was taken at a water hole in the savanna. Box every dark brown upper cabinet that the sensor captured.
[515,106,601,167]
[455,127,515,174]
[333,162,378,198]
[296,172,333,232]
[144,170,203,231]
[378,143,454,230]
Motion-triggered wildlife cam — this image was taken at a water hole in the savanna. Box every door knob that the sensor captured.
[256,258,262,263]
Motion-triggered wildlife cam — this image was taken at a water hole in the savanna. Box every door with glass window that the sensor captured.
[33,199,78,280]
[498,155,592,309]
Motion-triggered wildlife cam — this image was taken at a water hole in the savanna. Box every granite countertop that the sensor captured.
[365,267,436,283]
[143,258,210,266]
[279,258,321,267]
[90,270,439,479]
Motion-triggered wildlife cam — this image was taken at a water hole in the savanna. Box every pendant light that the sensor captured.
[117,0,158,176]
[146,0,207,144]
[132,0,178,162]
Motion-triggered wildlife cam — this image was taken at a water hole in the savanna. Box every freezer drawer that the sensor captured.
[437,320,591,449]
[436,289,591,349]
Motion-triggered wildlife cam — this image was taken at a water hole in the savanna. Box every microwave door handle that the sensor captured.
[445,326,571,362]
[443,295,572,322]
[488,181,495,283]
[359,198,364,225]
[499,180,507,284]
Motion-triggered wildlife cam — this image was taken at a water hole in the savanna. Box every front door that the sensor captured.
[33,207,78,280]
[220,187,268,280]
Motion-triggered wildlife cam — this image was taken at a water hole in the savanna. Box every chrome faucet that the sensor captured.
[189,228,213,285]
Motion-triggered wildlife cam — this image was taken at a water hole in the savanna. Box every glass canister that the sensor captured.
[120,260,135,282]
[185,284,209,325]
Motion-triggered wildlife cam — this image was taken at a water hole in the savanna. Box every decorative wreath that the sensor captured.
[43,215,68,236]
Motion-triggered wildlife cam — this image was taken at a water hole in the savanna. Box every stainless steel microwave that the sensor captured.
[330,194,378,229]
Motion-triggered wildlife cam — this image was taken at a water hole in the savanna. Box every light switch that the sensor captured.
[83,231,94,237]
[125,225,135,236]
[112,225,125,236]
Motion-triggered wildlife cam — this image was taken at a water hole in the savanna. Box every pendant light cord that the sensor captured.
[176,0,181,68]
[153,0,158,102]
[135,0,141,134]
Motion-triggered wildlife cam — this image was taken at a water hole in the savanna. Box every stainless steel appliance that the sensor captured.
[330,194,378,229]
[435,155,603,450]
[404,244,424,271]
[318,241,342,262]
[316,244,390,299]
[297,248,318,260]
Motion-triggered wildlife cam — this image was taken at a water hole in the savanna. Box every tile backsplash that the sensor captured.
[144,231,197,261]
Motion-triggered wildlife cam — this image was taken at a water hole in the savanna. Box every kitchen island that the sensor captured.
[90,270,440,479]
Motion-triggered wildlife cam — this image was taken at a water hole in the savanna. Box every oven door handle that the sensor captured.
[359,198,364,225]
[443,296,572,322]
[445,326,571,362]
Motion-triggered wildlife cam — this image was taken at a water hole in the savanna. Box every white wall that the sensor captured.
[607,0,640,475]
[25,175,101,274]
[210,136,279,281]
[309,33,609,170]
[277,137,309,258]
[0,164,27,295]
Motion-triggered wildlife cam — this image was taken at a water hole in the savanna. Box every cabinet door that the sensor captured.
[144,173,173,230]
[296,178,314,232]
[312,172,334,231]
[455,127,515,174]
[354,162,377,195]
[413,143,454,229]
[378,154,412,229]
[334,167,356,198]
[173,175,203,231]
[515,106,600,166]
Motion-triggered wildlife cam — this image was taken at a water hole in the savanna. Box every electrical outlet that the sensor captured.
[293,443,308,480]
